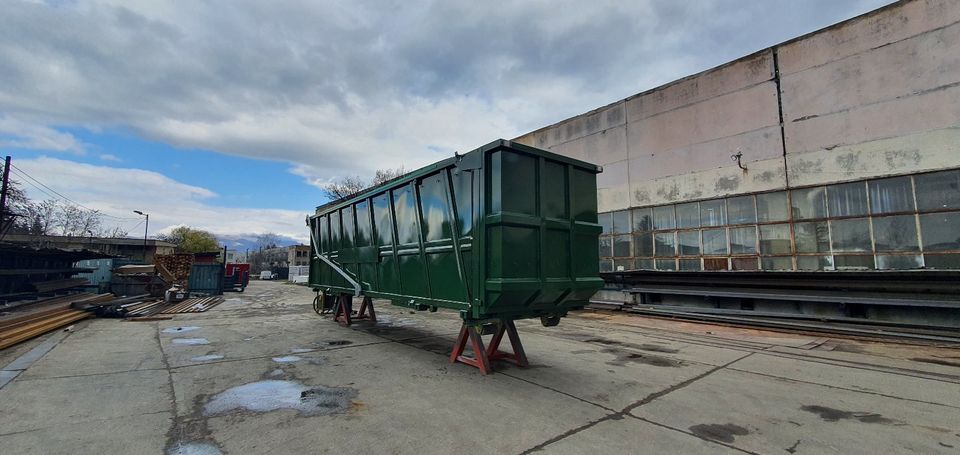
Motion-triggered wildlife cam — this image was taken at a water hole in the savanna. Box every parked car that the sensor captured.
[259,271,278,280]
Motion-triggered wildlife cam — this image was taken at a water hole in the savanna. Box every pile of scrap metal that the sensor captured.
[0,291,231,351]
[0,293,103,350]
[0,244,114,305]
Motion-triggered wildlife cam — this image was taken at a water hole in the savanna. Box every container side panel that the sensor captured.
[489,150,537,215]
[571,168,599,223]
[544,229,571,277]
[543,160,568,219]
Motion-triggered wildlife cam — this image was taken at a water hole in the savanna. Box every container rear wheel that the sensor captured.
[540,315,561,327]
[312,292,326,315]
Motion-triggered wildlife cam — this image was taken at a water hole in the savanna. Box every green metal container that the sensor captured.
[307,139,602,323]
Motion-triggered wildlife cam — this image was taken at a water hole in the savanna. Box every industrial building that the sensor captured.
[514,0,959,276]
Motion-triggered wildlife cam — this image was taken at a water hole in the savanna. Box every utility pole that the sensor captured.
[0,156,12,238]
[133,210,149,262]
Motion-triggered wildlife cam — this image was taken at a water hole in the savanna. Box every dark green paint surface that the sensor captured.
[308,139,603,322]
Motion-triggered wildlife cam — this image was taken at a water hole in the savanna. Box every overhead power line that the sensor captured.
[9,164,140,220]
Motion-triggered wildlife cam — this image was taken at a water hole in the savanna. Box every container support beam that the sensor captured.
[449,320,528,375]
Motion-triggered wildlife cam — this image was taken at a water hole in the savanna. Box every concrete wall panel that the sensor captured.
[629,158,788,207]
[598,183,631,212]
[785,82,960,156]
[597,158,628,190]
[786,126,960,187]
[628,126,782,182]
[627,82,780,159]
[778,0,960,74]
[625,50,774,121]
[782,20,960,122]
[582,125,628,166]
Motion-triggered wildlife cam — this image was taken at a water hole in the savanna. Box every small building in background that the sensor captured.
[287,244,310,267]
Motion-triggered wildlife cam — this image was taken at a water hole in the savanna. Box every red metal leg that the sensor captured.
[486,320,529,367]
[450,320,528,374]
[449,324,492,375]
[356,296,376,322]
[334,294,352,327]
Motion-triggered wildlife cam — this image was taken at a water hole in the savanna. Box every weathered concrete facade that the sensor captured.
[515,0,960,272]
[517,0,958,210]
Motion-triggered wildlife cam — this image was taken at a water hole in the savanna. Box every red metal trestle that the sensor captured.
[450,320,528,375]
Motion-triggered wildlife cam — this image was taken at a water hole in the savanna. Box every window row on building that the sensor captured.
[599,169,960,272]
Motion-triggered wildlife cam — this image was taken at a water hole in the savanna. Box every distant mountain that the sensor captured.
[217,233,304,253]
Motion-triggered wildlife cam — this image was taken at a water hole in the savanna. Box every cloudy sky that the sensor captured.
[0,0,892,243]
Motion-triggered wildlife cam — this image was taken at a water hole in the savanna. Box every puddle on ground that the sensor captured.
[190,354,224,362]
[800,405,898,424]
[162,326,201,334]
[167,441,222,455]
[290,348,313,353]
[272,355,302,363]
[689,423,749,443]
[268,368,284,377]
[172,338,210,345]
[243,337,254,341]
[203,380,356,416]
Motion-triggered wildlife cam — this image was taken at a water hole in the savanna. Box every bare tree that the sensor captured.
[320,167,405,200]
[97,225,130,238]
[52,203,102,237]
[256,232,281,250]
[15,199,57,235]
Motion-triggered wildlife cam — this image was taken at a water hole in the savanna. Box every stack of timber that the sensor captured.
[158,296,225,314]
[154,254,195,287]
[0,293,108,350]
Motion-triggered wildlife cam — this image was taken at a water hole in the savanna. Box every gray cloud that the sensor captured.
[0,0,893,184]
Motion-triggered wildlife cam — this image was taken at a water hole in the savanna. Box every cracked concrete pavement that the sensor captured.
[1,280,958,454]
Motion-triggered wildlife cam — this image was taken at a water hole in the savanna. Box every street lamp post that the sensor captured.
[133,210,149,261]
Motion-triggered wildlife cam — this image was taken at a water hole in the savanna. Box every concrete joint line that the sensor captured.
[518,353,752,454]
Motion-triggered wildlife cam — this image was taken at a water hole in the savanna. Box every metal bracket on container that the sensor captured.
[307,216,362,297]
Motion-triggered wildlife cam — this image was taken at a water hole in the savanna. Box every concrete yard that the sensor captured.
[1,281,958,454]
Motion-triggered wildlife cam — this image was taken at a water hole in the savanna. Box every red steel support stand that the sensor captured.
[449,320,528,375]
[355,296,376,322]
[333,294,352,327]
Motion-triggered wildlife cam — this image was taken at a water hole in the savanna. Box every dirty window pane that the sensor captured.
[599,259,613,273]
[791,187,827,220]
[700,200,726,227]
[797,255,833,271]
[613,259,633,272]
[702,228,727,255]
[761,256,793,271]
[613,235,631,257]
[676,202,700,228]
[679,258,701,271]
[653,205,675,230]
[654,232,676,257]
[915,170,960,211]
[924,254,960,269]
[920,212,960,251]
[760,224,791,254]
[632,208,653,232]
[869,176,915,214]
[794,222,830,253]
[612,210,630,234]
[827,182,868,217]
[634,232,653,257]
[598,212,613,235]
[599,237,612,257]
[635,258,655,270]
[876,255,922,270]
[655,259,676,271]
[834,255,875,270]
[757,191,789,222]
[678,231,700,256]
[732,257,758,270]
[831,218,871,252]
[872,215,919,252]
[727,196,756,225]
[703,257,728,271]
[729,226,757,254]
